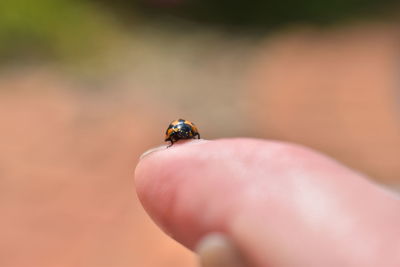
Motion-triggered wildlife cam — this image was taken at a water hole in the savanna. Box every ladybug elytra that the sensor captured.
[165,119,200,147]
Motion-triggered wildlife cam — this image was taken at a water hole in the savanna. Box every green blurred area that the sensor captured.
[0,0,397,64]
[127,0,397,27]
[0,0,117,63]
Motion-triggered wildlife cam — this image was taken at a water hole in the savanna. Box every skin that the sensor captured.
[135,138,400,267]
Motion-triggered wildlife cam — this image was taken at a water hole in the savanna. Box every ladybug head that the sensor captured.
[176,124,192,138]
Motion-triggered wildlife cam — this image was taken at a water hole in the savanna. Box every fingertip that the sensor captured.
[139,139,209,160]
[134,138,251,248]
[135,139,209,194]
[139,144,167,160]
[134,138,400,266]
[134,139,213,238]
[134,138,292,248]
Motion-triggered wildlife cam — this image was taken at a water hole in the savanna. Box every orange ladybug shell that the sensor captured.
[165,119,200,143]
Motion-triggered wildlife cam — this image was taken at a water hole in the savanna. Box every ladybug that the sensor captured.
[165,119,200,147]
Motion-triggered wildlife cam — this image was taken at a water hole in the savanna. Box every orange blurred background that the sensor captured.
[0,1,399,266]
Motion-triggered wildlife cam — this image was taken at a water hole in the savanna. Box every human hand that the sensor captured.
[135,138,400,267]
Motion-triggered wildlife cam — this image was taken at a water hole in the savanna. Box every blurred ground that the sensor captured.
[248,23,400,185]
[0,73,195,266]
[0,21,399,267]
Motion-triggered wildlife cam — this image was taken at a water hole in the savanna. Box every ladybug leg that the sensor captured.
[196,133,201,139]
[167,140,174,148]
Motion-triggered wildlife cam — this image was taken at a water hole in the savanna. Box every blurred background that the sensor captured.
[1,0,400,266]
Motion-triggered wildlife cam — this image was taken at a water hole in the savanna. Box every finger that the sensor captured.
[135,138,400,266]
